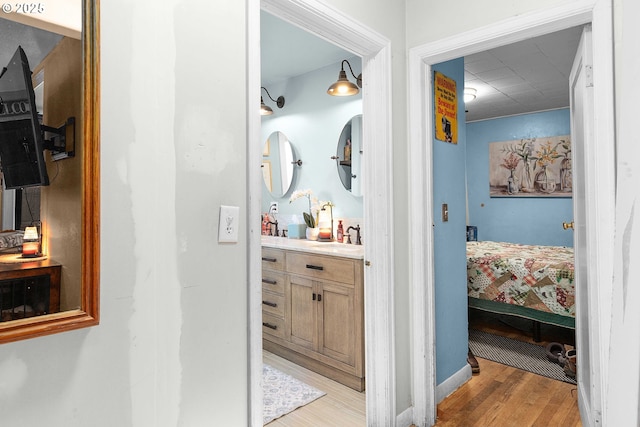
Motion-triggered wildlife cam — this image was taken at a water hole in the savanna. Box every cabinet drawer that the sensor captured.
[261,270,285,295]
[262,248,285,271]
[262,290,285,317]
[262,312,285,339]
[287,251,355,285]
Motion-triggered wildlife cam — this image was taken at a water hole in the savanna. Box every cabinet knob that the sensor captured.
[563,221,574,230]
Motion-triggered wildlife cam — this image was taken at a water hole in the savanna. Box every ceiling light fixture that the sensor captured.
[260,86,285,116]
[464,87,477,103]
[327,60,362,96]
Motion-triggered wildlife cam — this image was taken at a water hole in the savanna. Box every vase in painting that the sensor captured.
[534,164,556,193]
[520,162,534,192]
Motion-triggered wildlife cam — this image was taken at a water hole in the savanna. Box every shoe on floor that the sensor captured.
[468,348,480,374]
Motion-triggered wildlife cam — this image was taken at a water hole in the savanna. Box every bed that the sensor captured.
[0,230,24,253]
[467,240,575,339]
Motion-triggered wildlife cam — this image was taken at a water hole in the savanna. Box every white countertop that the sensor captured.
[261,236,364,260]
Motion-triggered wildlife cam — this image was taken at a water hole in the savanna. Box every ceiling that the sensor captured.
[261,11,354,87]
[0,17,63,74]
[261,12,584,122]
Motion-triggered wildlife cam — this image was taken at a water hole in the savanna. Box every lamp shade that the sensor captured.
[327,70,360,96]
[260,97,273,116]
[24,226,39,240]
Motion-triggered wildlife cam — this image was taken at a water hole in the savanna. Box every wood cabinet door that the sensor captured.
[317,281,355,366]
[288,275,316,351]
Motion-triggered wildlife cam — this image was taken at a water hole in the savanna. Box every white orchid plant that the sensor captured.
[289,189,324,228]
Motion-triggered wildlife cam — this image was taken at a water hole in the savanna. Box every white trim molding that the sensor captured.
[251,1,396,425]
[436,364,472,404]
[408,1,614,425]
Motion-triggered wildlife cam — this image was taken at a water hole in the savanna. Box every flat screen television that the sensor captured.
[0,46,49,189]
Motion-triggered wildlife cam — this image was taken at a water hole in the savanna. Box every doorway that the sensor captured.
[248,1,396,425]
[408,3,615,426]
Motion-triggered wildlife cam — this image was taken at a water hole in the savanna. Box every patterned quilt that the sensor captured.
[467,241,575,318]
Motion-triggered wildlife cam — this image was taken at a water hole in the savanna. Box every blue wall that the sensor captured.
[261,58,363,220]
[432,59,469,385]
[466,109,573,247]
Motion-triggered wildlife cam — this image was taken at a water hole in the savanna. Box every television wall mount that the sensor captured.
[42,116,75,161]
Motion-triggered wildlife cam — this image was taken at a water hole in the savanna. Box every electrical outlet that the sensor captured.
[442,203,449,222]
[218,205,240,243]
[269,202,279,214]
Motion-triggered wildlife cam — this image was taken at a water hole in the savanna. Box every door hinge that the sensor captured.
[585,64,594,87]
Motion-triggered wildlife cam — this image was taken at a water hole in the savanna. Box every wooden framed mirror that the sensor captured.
[0,0,99,343]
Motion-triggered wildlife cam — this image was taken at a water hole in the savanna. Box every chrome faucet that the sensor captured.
[346,224,362,245]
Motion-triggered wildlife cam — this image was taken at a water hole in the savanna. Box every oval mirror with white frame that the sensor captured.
[262,131,295,198]
[336,114,362,197]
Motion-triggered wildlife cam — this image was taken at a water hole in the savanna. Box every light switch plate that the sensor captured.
[442,203,449,222]
[218,205,240,243]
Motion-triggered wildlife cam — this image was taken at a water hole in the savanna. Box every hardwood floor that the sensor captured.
[263,351,365,426]
[263,311,581,427]
[435,310,582,427]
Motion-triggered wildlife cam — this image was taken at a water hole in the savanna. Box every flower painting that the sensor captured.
[489,136,572,197]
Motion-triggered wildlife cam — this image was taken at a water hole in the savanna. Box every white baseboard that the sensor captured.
[396,406,414,426]
[394,365,471,427]
[436,364,472,404]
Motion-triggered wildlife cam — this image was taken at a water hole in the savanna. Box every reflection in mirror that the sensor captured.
[0,0,99,343]
[262,131,295,198]
[336,114,362,196]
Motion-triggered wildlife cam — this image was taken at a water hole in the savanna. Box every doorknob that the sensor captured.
[563,221,574,230]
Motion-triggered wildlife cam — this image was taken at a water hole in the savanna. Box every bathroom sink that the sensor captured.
[309,242,363,252]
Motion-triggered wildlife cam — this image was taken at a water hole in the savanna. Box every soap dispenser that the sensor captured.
[337,220,344,243]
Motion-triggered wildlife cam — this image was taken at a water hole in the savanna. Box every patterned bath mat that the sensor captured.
[263,364,326,424]
[469,329,577,384]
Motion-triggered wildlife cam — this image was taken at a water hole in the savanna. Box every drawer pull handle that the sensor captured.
[262,322,278,330]
[306,264,324,271]
[262,278,277,285]
[262,300,277,307]
[262,257,277,263]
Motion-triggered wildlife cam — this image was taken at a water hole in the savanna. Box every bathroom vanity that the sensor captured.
[261,236,365,391]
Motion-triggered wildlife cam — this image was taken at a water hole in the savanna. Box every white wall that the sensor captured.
[3,0,636,425]
[1,0,248,425]
[317,0,413,415]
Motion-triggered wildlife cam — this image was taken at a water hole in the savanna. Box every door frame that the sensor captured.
[407,1,615,425]
[248,0,397,425]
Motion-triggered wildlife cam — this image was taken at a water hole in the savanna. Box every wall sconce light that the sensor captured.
[22,226,41,258]
[327,60,362,96]
[261,86,285,116]
[464,87,477,103]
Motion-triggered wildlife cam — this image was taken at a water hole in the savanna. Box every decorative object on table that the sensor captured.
[263,364,326,424]
[21,226,41,258]
[466,225,477,242]
[489,136,572,197]
[337,220,344,243]
[305,227,320,241]
[317,202,335,241]
[287,223,307,239]
[290,189,330,241]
